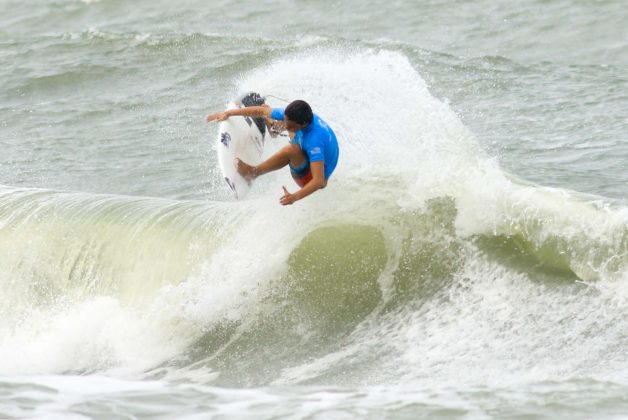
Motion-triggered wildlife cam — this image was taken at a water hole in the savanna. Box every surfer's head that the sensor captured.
[285,100,313,131]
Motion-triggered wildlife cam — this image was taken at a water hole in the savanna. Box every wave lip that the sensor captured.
[0,186,226,375]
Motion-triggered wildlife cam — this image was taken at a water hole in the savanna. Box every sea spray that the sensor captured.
[0,50,626,396]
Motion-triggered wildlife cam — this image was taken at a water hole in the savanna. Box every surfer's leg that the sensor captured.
[237,144,306,180]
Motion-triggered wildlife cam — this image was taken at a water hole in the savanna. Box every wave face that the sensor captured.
[1,50,626,394]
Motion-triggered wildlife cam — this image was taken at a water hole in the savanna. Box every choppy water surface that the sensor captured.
[1,1,627,418]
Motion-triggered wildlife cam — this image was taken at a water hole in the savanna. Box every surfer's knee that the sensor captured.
[288,144,307,166]
[279,143,303,158]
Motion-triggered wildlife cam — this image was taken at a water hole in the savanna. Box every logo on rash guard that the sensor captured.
[310,147,321,155]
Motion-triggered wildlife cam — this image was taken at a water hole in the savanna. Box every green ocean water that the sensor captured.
[1,0,627,418]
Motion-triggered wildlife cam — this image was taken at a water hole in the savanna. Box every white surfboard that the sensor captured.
[216,101,266,199]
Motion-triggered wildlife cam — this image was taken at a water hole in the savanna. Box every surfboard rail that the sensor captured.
[215,100,266,199]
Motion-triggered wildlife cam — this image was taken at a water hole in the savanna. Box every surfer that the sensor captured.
[206,100,339,205]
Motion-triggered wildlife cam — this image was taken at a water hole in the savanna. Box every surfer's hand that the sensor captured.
[206,111,229,122]
[280,186,297,206]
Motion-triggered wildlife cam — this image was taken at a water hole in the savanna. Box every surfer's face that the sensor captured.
[285,118,306,133]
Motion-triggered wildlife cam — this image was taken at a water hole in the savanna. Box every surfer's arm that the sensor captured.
[206,106,271,122]
[280,161,326,206]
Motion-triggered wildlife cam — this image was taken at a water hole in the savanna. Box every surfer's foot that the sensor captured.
[235,158,258,180]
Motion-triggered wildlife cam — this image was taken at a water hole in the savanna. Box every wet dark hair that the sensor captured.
[285,100,313,126]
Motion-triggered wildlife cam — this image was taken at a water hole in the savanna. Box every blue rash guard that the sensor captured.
[271,108,339,180]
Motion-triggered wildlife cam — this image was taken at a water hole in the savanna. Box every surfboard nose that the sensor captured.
[240,92,265,107]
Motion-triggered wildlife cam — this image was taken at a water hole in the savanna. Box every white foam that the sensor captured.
[0,48,626,380]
